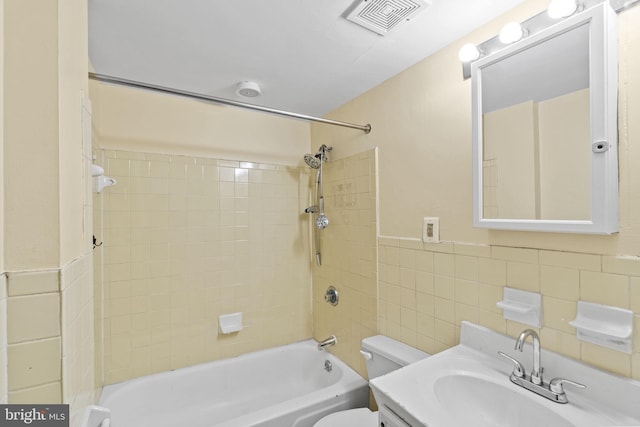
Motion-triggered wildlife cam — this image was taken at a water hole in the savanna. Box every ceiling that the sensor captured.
[88,0,525,117]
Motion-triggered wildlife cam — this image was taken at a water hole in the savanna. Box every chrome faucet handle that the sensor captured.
[498,351,525,378]
[549,377,586,394]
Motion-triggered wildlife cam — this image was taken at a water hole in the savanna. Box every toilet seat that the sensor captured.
[313,408,378,427]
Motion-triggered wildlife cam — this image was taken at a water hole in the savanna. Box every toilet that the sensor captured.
[313,335,429,427]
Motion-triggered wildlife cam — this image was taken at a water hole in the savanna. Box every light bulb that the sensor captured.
[458,43,481,63]
[499,22,526,44]
[548,0,579,18]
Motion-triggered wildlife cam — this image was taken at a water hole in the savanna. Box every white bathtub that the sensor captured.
[98,339,369,427]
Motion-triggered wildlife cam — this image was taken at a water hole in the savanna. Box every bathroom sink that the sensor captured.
[370,322,640,427]
[434,374,576,427]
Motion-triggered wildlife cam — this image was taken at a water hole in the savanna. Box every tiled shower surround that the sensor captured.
[312,149,378,377]
[100,150,312,383]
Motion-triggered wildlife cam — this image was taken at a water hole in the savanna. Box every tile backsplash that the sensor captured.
[378,237,640,379]
[100,150,312,383]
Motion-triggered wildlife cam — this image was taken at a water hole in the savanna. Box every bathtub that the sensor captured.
[98,339,369,427]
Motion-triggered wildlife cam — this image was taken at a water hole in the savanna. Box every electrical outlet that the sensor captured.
[423,217,440,243]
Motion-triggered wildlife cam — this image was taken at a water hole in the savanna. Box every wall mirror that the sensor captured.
[471,3,618,234]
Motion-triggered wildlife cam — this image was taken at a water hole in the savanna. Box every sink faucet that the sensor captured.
[515,329,542,385]
[498,329,586,404]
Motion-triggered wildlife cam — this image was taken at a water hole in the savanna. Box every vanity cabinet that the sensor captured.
[378,405,415,427]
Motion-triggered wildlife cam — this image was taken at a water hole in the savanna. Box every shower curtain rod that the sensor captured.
[88,73,372,134]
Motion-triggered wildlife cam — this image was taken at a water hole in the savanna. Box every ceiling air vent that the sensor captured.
[346,0,431,36]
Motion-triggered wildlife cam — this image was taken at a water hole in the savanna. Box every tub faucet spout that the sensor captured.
[317,335,337,351]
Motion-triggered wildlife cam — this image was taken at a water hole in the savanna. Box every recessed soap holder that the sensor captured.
[219,312,243,335]
[496,287,542,328]
[569,301,633,353]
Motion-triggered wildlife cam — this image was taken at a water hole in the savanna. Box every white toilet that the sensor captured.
[313,335,429,427]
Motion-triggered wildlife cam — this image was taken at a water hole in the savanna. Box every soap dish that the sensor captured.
[496,287,542,328]
[569,301,633,353]
[219,312,243,334]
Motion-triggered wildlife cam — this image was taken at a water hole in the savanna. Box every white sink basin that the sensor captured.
[434,374,576,427]
[370,322,640,427]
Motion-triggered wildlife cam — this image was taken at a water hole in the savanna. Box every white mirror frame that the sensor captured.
[472,3,618,234]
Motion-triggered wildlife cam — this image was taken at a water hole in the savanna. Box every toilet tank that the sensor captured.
[361,335,429,379]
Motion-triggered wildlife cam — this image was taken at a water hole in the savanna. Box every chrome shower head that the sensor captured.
[315,214,329,230]
[304,153,321,169]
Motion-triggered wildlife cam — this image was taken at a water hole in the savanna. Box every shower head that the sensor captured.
[304,153,321,169]
[315,213,329,230]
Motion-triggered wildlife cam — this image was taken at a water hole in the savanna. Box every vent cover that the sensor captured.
[346,0,430,36]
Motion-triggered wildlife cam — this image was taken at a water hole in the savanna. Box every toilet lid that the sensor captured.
[314,408,378,427]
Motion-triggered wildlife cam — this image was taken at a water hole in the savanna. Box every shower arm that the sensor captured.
[88,73,372,134]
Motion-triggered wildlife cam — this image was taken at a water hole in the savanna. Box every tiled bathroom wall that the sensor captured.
[379,238,640,379]
[100,150,312,383]
[61,254,96,426]
[6,270,62,403]
[0,274,7,403]
[312,149,378,377]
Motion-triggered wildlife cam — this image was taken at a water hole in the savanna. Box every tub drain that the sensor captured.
[324,360,333,372]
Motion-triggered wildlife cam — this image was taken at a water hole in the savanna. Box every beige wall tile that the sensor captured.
[399,248,415,269]
[423,242,454,254]
[506,261,539,292]
[543,297,576,333]
[7,271,59,297]
[581,342,631,377]
[478,258,506,286]
[454,255,478,281]
[8,382,61,404]
[455,279,478,307]
[454,302,478,325]
[7,293,60,343]
[539,250,601,272]
[580,271,629,308]
[434,253,455,277]
[0,275,6,404]
[631,277,640,313]
[415,251,434,273]
[633,353,640,382]
[434,319,455,347]
[603,256,640,277]
[398,239,423,250]
[8,338,61,390]
[434,275,454,300]
[540,328,580,360]
[453,243,491,258]
[417,313,435,338]
[478,283,502,313]
[416,271,434,295]
[492,246,538,264]
[478,310,506,334]
[540,266,579,300]
[434,297,454,323]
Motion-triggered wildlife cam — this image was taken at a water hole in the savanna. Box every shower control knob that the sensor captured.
[325,286,339,306]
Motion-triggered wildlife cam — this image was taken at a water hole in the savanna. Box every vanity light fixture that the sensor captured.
[499,21,528,44]
[458,0,626,78]
[458,43,482,62]
[548,0,581,18]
